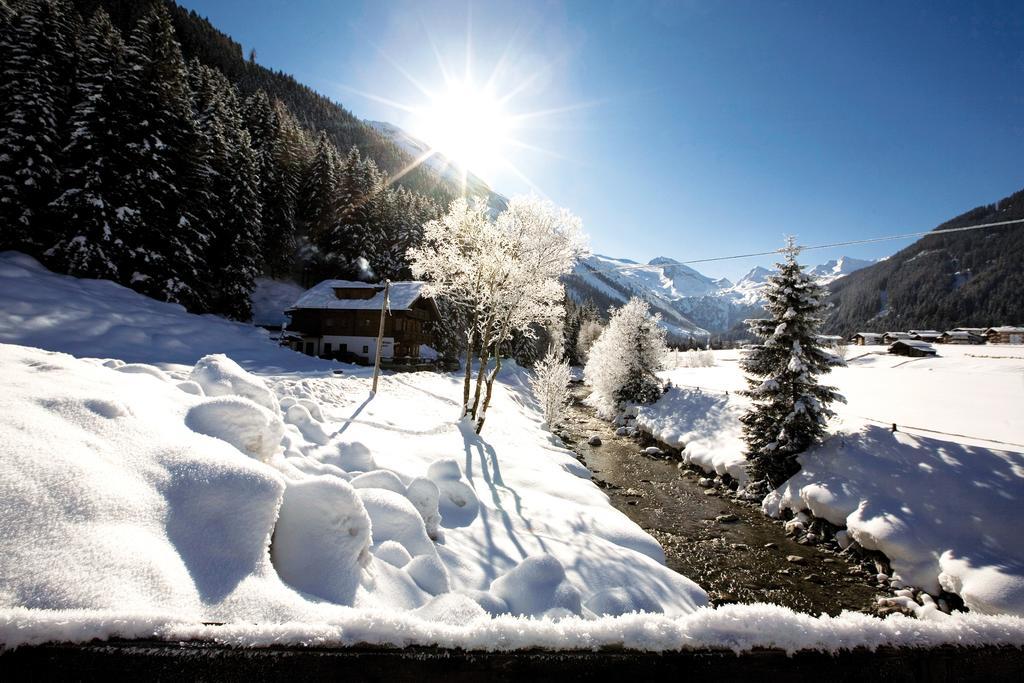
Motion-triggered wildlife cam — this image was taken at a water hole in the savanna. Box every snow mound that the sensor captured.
[190,354,279,412]
[185,396,284,463]
[283,403,332,445]
[427,457,479,528]
[489,555,582,618]
[357,488,439,559]
[270,476,372,605]
[0,344,293,619]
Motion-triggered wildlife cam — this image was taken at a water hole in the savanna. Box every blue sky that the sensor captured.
[179,0,1024,280]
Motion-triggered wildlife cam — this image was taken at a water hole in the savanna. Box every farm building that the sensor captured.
[888,340,937,357]
[940,330,985,345]
[883,331,914,344]
[986,326,1024,345]
[816,334,845,346]
[909,330,942,342]
[284,280,440,363]
[852,332,885,345]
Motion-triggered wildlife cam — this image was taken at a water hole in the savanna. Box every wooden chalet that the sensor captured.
[883,331,914,344]
[909,330,942,343]
[986,326,1024,345]
[852,332,885,345]
[284,280,440,363]
[888,339,937,357]
[940,330,985,345]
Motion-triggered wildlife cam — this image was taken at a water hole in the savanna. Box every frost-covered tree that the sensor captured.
[575,318,604,364]
[410,195,586,433]
[583,298,666,419]
[739,238,845,491]
[530,347,572,430]
[470,196,586,432]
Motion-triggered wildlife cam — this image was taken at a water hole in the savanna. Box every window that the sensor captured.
[323,343,332,356]
[362,345,369,354]
[340,343,347,352]
[304,342,314,356]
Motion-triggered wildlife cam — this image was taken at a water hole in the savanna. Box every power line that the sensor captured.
[583,217,1024,274]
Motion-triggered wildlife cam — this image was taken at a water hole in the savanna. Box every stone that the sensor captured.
[786,555,806,564]
[729,543,749,551]
[764,542,779,549]
[614,427,629,437]
[703,489,718,496]
[698,478,714,488]
[587,435,602,447]
[643,446,663,456]
[715,514,739,523]
[803,573,824,583]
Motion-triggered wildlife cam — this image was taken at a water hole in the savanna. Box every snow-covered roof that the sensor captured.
[987,326,1024,334]
[290,280,430,311]
[855,332,884,338]
[942,330,978,338]
[909,330,941,336]
[884,331,913,338]
[889,339,936,350]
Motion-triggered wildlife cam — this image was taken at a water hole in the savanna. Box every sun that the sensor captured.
[411,79,512,180]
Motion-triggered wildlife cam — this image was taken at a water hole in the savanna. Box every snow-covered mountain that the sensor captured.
[565,254,872,337]
[366,120,508,212]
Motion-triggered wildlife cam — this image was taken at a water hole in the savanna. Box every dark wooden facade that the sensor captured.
[286,295,439,361]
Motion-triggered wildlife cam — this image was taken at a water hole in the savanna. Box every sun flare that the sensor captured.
[411,79,512,179]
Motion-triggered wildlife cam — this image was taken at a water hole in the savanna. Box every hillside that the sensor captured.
[825,188,1024,335]
[74,0,459,203]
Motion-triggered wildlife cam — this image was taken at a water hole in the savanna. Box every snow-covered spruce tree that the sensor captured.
[119,4,209,309]
[189,61,263,320]
[0,0,76,253]
[583,298,666,419]
[46,8,130,279]
[739,238,844,491]
[530,347,572,430]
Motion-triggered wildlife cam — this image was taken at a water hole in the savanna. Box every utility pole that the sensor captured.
[371,280,390,394]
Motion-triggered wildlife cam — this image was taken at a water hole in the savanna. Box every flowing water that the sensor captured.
[560,386,883,616]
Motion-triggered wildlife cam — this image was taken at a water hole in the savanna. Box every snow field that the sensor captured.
[0,341,708,641]
[640,347,1024,616]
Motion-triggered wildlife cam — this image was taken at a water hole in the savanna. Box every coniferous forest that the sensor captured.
[0,0,459,321]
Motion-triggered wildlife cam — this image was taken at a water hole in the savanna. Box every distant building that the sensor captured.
[852,332,885,345]
[940,330,985,345]
[986,326,1024,345]
[909,330,942,342]
[284,280,440,362]
[888,340,937,357]
[950,327,987,335]
[816,334,845,346]
[883,331,913,344]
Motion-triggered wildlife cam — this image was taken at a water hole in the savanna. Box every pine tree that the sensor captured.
[301,131,342,262]
[333,145,383,278]
[120,3,208,308]
[189,60,262,319]
[739,238,845,490]
[47,8,129,279]
[243,91,298,277]
[0,0,76,252]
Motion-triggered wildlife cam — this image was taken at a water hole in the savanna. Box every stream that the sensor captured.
[559,385,883,616]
